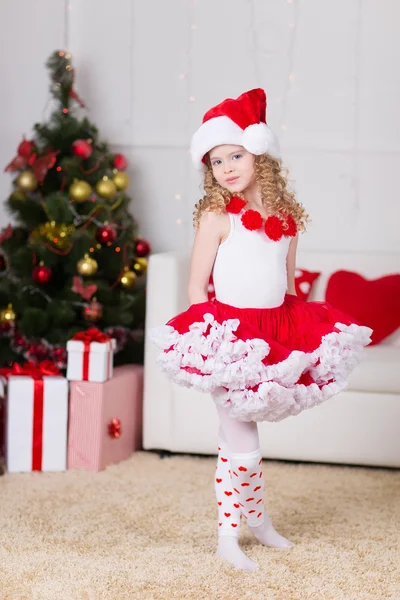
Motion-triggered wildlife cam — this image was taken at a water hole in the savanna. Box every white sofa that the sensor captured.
[143,251,400,468]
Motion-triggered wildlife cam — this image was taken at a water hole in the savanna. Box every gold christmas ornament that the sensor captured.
[0,304,16,323]
[133,257,148,276]
[112,171,129,191]
[16,170,38,192]
[10,190,27,202]
[95,177,117,200]
[120,268,136,289]
[31,222,75,250]
[77,253,98,277]
[69,179,92,203]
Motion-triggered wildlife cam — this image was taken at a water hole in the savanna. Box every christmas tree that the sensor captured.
[0,50,149,368]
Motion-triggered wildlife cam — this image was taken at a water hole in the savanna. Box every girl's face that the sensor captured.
[208,145,256,194]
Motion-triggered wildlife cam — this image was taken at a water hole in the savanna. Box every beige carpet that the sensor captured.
[0,452,399,600]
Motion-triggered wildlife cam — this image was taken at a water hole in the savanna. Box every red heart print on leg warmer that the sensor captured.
[214,442,242,537]
[228,448,265,528]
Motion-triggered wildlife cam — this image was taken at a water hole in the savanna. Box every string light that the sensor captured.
[175,194,181,200]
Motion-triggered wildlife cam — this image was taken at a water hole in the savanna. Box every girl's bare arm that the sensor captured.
[188,212,227,305]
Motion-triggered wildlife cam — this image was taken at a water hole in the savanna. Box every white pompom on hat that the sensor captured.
[190,88,280,169]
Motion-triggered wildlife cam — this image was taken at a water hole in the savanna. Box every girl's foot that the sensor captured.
[249,516,294,549]
[216,535,259,571]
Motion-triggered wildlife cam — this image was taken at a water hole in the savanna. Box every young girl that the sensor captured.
[150,88,372,571]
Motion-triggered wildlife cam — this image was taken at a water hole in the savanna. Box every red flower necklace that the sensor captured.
[225,196,297,242]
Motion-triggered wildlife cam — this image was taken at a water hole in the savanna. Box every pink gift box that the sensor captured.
[67,364,143,471]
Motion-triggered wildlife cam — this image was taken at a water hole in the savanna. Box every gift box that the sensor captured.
[67,327,116,383]
[68,364,143,471]
[1,362,68,473]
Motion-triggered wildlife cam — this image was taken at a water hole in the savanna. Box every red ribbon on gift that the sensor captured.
[0,361,61,471]
[72,328,111,381]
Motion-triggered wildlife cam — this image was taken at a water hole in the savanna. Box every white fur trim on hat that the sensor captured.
[190,117,281,169]
[242,123,281,160]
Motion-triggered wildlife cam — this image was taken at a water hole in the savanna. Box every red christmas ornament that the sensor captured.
[83,300,103,322]
[72,139,93,159]
[241,209,263,231]
[134,238,151,257]
[264,216,284,241]
[225,196,247,214]
[97,225,117,245]
[18,138,35,158]
[113,153,128,171]
[108,418,122,439]
[32,264,52,284]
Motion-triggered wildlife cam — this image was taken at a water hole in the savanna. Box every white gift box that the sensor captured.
[5,375,68,473]
[66,338,116,383]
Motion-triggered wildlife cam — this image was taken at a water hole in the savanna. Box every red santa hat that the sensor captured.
[190,88,280,169]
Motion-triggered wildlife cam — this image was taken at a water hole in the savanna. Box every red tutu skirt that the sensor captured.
[149,294,372,423]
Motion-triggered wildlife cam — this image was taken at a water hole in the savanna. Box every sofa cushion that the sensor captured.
[347,346,400,394]
[325,270,400,345]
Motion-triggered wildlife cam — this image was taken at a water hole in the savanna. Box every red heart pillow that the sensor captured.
[295,269,321,301]
[325,270,400,345]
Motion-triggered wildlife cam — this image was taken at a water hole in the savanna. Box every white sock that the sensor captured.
[229,449,294,549]
[217,536,258,571]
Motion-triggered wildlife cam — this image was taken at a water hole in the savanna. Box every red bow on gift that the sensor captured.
[0,360,61,379]
[72,328,110,344]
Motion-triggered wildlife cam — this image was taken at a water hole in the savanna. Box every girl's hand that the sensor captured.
[188,211,228,305]
[286,233,299,295]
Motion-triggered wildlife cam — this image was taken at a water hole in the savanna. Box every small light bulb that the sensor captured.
[176,218,182,225]
[175,194,181,200]
[189,96,195,103]
[179,73,186,79]
[281,124,288,131]
[63,108,69,114]
[289,74,295,82]
[289,23,295,29]
[191,24,197,30]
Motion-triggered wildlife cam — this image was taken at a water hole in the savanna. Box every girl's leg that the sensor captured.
[214,425,258,571]
[216,404,293,550]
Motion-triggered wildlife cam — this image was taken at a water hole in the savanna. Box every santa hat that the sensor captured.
[190,88,280,169]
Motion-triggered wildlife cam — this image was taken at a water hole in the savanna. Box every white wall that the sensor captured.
[0,0,399,258]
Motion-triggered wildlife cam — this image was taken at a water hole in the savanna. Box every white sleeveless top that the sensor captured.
[212,212,291,309]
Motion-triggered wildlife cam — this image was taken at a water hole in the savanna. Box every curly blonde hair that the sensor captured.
[193,153,309,231]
